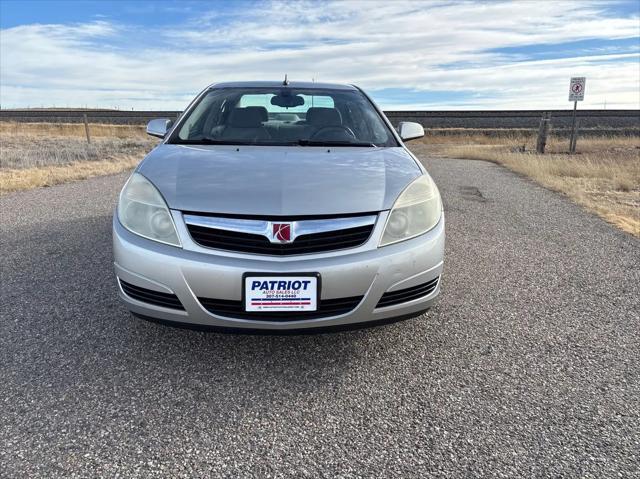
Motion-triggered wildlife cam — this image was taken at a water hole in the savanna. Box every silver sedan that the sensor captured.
[113,81,444,331]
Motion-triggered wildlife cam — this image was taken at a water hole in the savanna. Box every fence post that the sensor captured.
[569,118,579,153]
[536,112,551,154]
[83,114,91,144]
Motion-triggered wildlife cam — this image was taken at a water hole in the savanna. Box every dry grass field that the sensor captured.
[410,131,640,237]
[0,122,157,193]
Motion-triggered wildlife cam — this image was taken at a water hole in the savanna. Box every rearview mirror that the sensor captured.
[398,121,424,141]
[271,93,305,108]
[146,118,173,138]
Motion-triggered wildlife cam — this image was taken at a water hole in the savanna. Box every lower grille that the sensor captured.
[120,280,184,310]
[376,277,439,308]
[187,224,374,255]
[198,295,363,321]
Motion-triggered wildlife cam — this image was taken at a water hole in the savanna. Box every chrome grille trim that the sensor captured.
[183,214,377,244]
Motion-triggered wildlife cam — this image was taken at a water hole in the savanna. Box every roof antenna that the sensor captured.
[283,74,289,86]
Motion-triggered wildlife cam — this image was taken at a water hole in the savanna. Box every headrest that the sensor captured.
[228,107,268,127]
[306,107,342,126]
[276,113,300,122]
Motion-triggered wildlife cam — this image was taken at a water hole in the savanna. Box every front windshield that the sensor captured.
[169,87,397,147]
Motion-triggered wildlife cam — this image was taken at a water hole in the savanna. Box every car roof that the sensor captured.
[208,81,359,91]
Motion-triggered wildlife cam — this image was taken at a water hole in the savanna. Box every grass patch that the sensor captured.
[0,156,142,193]
[0,122,157,192]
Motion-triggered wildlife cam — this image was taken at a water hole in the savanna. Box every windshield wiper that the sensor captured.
[297,139,377,147]
[171,138,378,147]
[170,138,254,145]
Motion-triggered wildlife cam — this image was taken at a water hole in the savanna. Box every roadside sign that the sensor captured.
[568,76,586,153]
[569,77,586,101]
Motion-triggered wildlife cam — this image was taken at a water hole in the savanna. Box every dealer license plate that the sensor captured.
[244,274,319,312]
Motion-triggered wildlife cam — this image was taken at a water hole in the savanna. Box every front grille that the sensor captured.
[187,224,374,255]
[376,277,439,308]
[120,280,184,310]
[198,295,363,321]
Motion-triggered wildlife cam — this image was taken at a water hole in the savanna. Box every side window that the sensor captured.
[239,94,271,109]
[178,94,219,139]
[306,96,334,109]
[364,107,389,143]
[343,103,369,138]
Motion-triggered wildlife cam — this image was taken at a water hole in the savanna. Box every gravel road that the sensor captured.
[1,158,638,478]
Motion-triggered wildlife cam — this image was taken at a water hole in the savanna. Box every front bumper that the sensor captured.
[112,211,445,331]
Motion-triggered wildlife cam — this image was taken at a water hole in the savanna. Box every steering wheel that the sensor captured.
[310,125,356,141]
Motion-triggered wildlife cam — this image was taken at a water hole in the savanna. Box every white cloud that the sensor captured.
[1,1,638,109]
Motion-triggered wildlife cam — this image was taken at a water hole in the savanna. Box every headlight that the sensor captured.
[380,174,442,247]
[117,173,181,247]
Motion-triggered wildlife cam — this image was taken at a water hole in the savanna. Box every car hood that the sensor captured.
[137,145,422,216]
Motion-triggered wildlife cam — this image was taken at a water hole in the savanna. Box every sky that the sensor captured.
[1,0,639,111]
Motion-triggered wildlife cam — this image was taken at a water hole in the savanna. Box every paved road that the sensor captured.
[1,158,638,478]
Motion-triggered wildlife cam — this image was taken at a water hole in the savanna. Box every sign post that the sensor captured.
[568,77,585,153]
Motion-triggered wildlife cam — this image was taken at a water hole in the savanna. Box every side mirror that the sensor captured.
[146,118,173,138]
[398,121,424,141]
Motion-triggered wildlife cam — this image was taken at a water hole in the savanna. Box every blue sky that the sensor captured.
[1,0,639,110]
